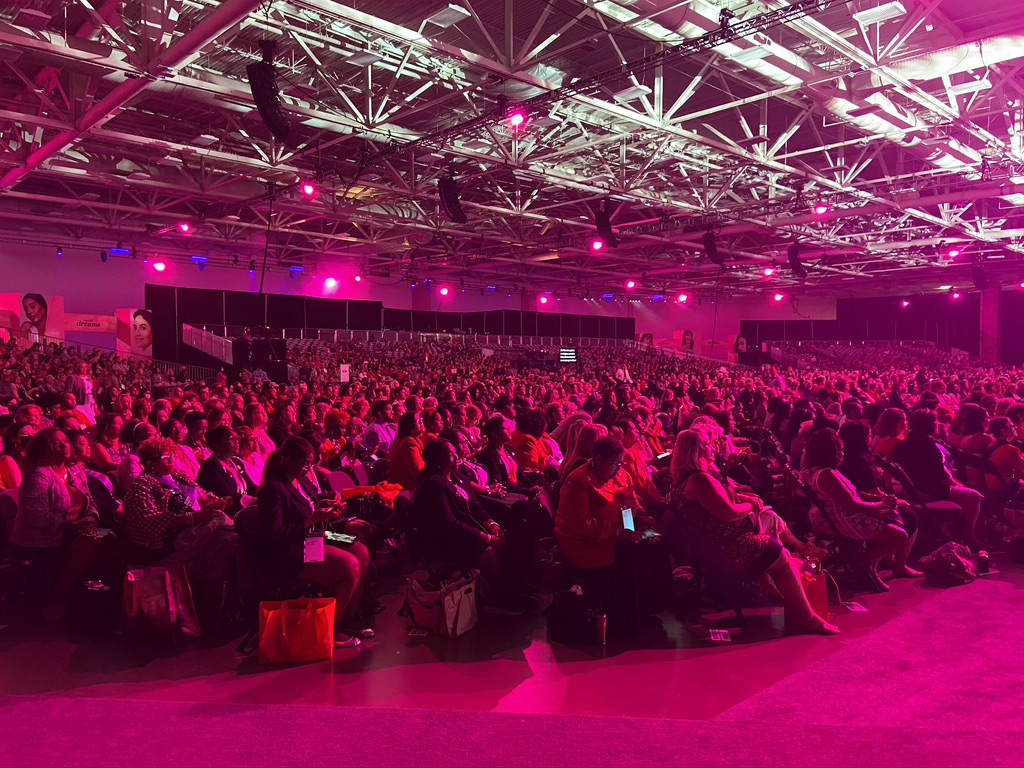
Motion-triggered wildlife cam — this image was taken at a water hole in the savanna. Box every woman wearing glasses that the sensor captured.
[122,437,239,583]
[255,437,371,647]
[555,436,671,632]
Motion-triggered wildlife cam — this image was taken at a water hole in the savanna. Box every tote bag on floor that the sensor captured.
[121,565,201,644]
[258,598,336,664]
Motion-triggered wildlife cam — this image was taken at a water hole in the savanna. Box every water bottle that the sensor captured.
[595,612,608,646]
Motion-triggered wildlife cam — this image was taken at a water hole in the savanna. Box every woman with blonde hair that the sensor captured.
[559,423,608,483]
[669,429,839,635]
[550,410,592,452]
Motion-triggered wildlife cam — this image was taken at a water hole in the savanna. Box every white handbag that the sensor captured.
[403,574,478,638]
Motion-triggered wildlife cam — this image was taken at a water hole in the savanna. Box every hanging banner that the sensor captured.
[65,314,117,333]
[0,293,66,342]
[116,308,153,357]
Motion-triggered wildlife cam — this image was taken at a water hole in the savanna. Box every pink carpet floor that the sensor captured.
[1,564,1023,766]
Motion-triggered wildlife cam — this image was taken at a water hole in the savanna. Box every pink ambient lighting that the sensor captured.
[902,300,910,308]
[813,203,831,215]
[677,293,688,303]
[774,293,785,302]
[354,275,362,282]
[153,261,166,272]
[439,287,449,296]
[508,110,528,129]
[590,238,605,252]
[177,222,191,234]
[324,277,338,289]
[301,182,317,197]
[763,266,775,276]
[540,296,548,304]
[948,247,962,258]
[626,280,636,289]
[952,292,961,299]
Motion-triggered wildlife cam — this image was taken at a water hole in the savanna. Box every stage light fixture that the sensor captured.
[289,266,304,279]
[677,293,688,303]
[438,175,468,224]
[952,292,961,299]
[191,255,208,272]
[56,246,63,259]
[702,230,724,265]
[508,109,528,129]
[813,203,831,215]
[788,242,808,279]
[246,40,292,144]
[440,287,449,296]
[324,277,338,289]
[626,280,636,289]
[354,275,362,282]
[301,182,316,197]
[540,296,548,304]
[902,300,910,308]
[178,222,191,234]
[590,238,605,252]
[774,293,785,302]
[763,265,775,276]
[100,250,108,262]
[154,261,167,272]
[948,246,962,258]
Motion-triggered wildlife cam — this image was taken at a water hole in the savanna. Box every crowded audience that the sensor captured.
[1,331,1023,647]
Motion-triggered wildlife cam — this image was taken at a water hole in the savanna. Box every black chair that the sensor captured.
[874,455,959,547]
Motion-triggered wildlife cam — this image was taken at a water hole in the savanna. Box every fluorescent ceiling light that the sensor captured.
[424,4,471,28]
[852,1,907,25]
[939,285,952,290]
[347,49,383,66]
[728,46,772,65]
[949,79,992,96]
[613,84,652,102]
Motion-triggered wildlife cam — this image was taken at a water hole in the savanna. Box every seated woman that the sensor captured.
[122,437,239,583]
[985,417,1024,489]
[668,429,839,635]
[235,426,267,489]
[556,436,672,630]
[509,408,560,480]
[89,413,128,474]
[0,421,34,490]
[255,437,372,647]
[197,426,257,519]
[387,412,426,491]
[558,423,608,484]
[413,439,531,615]
[117,421,157,496]
[9,428,110,620]
[803,429,920,587]
[67,430,120,525]
[894,409,982,548]
[872,408,907,459]
[476,415,527,491]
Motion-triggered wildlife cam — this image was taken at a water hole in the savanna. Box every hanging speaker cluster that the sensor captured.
[595,203,619,248]
[438,176,468,224]
[246,40,292,145]
[971,259,989,290]
[788,242,808,279]
[703,231,724,265]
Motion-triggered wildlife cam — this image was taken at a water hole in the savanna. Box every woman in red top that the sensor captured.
[556,436,672,629]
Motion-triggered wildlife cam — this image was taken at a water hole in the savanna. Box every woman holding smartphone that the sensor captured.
[255,437,371,647]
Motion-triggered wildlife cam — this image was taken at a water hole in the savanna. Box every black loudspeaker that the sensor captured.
[972,261,989,290]
[246,60,291,145]
[439,176,467,224]
[788,242,808,279]
[266,362,289,384]
[232,337,251,369]
[703,231,724,265]
[595,204,619,248]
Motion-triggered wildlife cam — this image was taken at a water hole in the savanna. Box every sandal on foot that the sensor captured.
[334,633,362,648]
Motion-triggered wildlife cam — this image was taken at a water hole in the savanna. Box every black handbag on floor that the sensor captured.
[547,589,606,645]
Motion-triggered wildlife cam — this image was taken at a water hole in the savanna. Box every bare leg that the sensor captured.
[865,525,907,574]
[299,547,360,627]
[767,551,839,635]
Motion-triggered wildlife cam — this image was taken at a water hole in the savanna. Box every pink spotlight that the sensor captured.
[1020,281,1024,289]
[626,280,636,289]
[439,287,449,296]
[813,203,831,215]
[354,275,362,282]
[153,261,167,272]
[902,300,910,308]
[677,293,688,303]
[508,109,528,129]
[540,296,548,304]
[948,247,961,258]
[763,266,775,276]
[301,182,316,197]
[590,238,605,252]
[324,277,338,289]
[177,222,191,234]
[773,293,785,302]
[952,292,961,299]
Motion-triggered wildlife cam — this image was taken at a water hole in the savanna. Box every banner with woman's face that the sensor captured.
[116,308,153,356]
[0,293,66,341]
